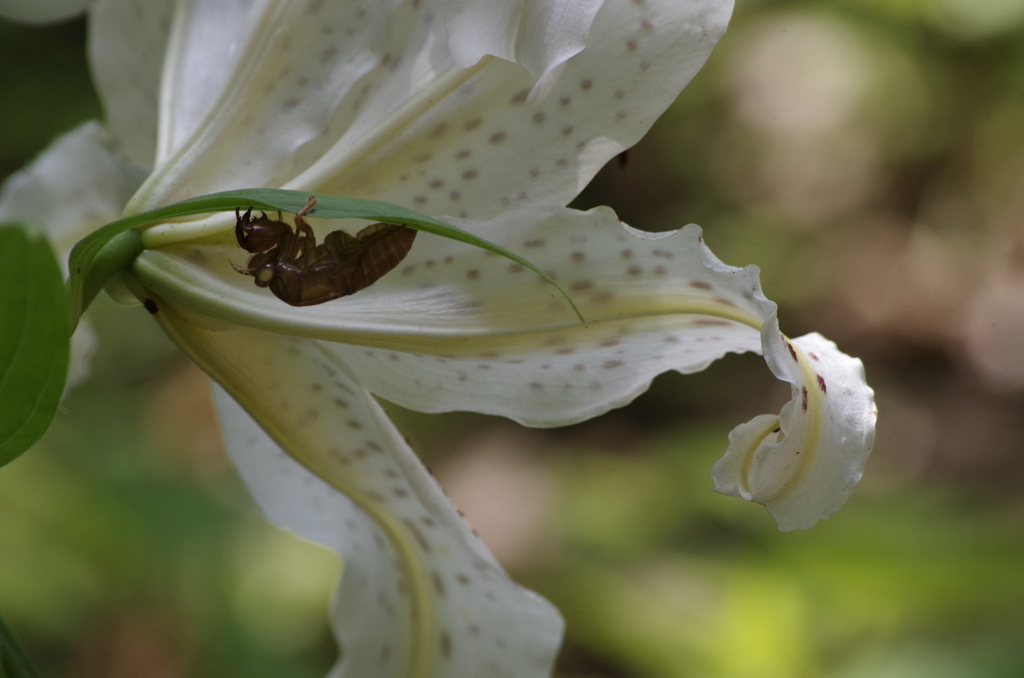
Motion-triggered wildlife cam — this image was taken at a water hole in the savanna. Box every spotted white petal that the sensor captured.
[126,0,733,233]
[300,0,732,222]
[710,320,877,531]
[441,0,605,100]
[156,306,563,678]
[133,204,773,426]
[298,0,733,221]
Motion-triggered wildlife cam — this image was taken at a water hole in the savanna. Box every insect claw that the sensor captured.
[235,207,254,248]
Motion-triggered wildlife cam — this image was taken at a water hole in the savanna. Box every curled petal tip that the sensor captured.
[711,325,877,531]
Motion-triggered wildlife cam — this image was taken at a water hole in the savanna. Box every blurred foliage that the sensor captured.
[3,1,1024,677]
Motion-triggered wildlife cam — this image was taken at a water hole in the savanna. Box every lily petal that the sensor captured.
[710,321,877,531]
[441,0,604,101]
[88,0,176,168]
[136,201,875,529]
[0,122,142,389]
[299,0,732,219]
[155,0,260,160]
[134,204,773,426]
[0,122,144,259]
[155,306,563,678]
[125,0,733,230]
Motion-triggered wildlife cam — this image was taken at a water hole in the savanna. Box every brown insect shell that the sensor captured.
[267,224,418,306]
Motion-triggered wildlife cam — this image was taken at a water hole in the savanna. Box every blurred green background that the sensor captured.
[3,0,1024,676]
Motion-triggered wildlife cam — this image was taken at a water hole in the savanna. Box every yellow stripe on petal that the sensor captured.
[154,300,564,677]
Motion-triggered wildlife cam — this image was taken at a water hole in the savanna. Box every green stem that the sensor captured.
[73,229,144,327]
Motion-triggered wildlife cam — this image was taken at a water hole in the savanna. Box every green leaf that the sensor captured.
[0,225,70,468]
[0,614,43,678]
[66,189,584,328]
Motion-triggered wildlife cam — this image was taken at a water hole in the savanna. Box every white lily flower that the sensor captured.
[0,0,877,676]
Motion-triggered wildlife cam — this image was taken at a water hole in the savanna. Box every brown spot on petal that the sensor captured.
[816,374,827,393]
[787,341,798,362]
[403,518,432,552]
[801,387,808,411]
